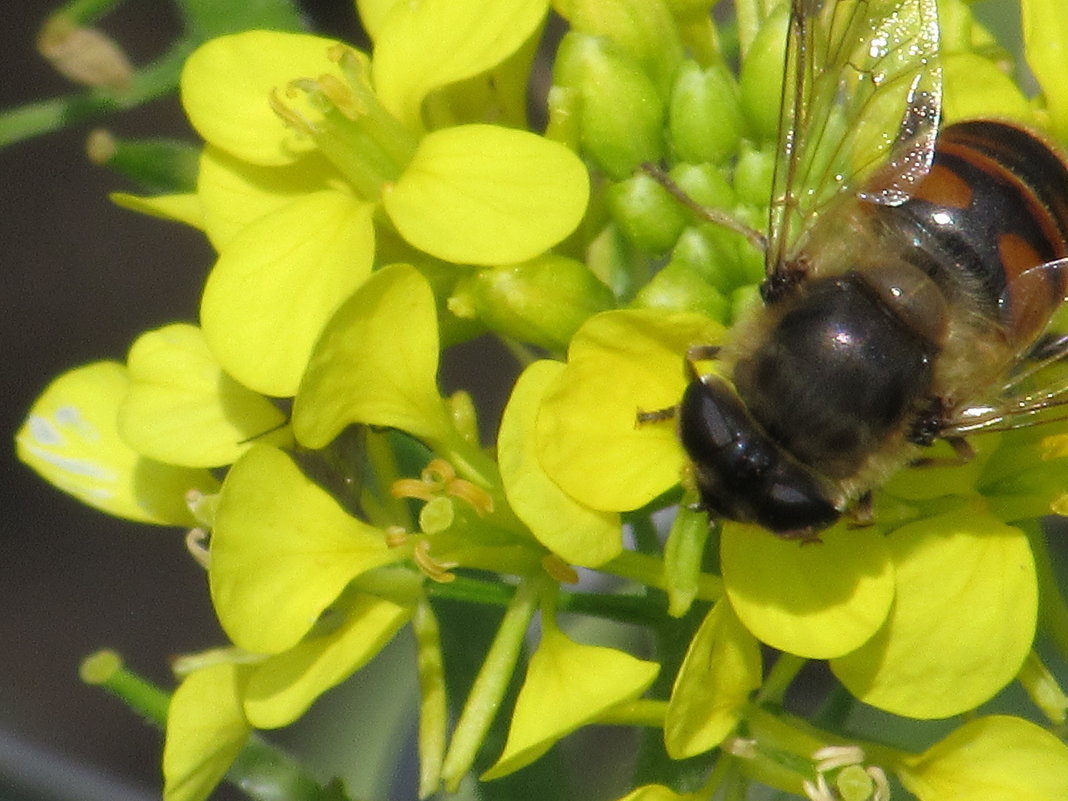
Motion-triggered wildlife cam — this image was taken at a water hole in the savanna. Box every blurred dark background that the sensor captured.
[0,3,371,800]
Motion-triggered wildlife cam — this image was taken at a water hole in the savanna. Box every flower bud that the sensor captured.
[669,61,745,165]
[561,0,684,94]
[607,172,689,253]
[86,129,201,193]
[733,144,775,208]
[554,33,666,179]
[454,256,615,351]
[631,259,730,322]
[672,225,761,293]
[38,17,133,91]
[739,4,789,144]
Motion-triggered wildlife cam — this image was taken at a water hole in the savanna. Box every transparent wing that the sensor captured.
[767,0,942,277]
[944,257,1068,436]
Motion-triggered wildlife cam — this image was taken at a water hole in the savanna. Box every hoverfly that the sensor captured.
[666,0,1068,538]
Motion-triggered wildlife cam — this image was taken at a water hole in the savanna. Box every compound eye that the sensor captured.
[761,475,841,534]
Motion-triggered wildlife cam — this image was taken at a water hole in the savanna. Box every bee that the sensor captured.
[665,0,1068,538]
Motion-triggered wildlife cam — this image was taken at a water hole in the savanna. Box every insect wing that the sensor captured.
[944,257,1068,436]
[767,0,942,276]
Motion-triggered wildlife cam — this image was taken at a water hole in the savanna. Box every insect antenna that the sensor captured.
[640,163,767,252]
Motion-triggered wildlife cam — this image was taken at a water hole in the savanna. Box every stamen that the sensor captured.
[269,88,317,134]
[185,528,211,570]
[542,555,579,584]
[812,744,865,772]
[317,73,366,121]
[414,539,458,583]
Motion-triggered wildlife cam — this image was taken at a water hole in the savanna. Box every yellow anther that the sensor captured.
[414,539,458,584]
[391,477,435,502]
[542,554,579,584]
[268,88,316,134]
[317,73,366,120]
[447,477,494,517]
[385,526,409,548]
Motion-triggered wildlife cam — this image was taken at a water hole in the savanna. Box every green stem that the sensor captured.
[80,650,169,725]
[80,651,339,801]
[424,573,666,625]
[0,40,192,150]
[49,0,127,24]
[440,576,542,791]
[756,652,806,706]
[603,549,723,599]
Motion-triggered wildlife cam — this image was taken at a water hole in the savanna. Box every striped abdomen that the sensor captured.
[894,119,1068,349]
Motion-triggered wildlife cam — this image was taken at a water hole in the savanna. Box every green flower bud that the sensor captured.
[631,259,730,322]
[733,143,775,207]
[607,172,689,253]
[669,161,734,211]
[738,3,788,144]
[86,129,200,193]
[669,61,745,164]
[562,0,684,95]
[672,225,758,292]
[554,33,666,179]
[454,255,616,351]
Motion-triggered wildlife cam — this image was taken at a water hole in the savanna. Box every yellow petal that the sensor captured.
[197,145,340,249]
[373,0,549,129]
[722,522,894,659]
[293,263,453,448]
[209,445,395,653]
[119,323,290,467]
[244,594,411,728]
[200,190,374,397]
[16,362,218,525]
[180,31,342,165]
[163,663,250,801]
[537,310,723,511]
[831,509,1036,718]
[898,715,1068,801]
[110,191,204,230]
[664,600,761,759]
[482,627,659,779]
[499,360,623,567]
[382,125,589,265]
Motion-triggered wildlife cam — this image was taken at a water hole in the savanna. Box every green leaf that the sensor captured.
[16,362,218,524]
[209,445,396,653]
[722,522,894,659]
[119,323,290,467]
[831,509,1037,718]
[499,360,623,567]
[163,663,250,801]
[382,125,589,265]
[244,594,411,728]
[293,263,453,448]
[200,190,374,397]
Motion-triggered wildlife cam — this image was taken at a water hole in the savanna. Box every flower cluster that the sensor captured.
[15,0,1068,800]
